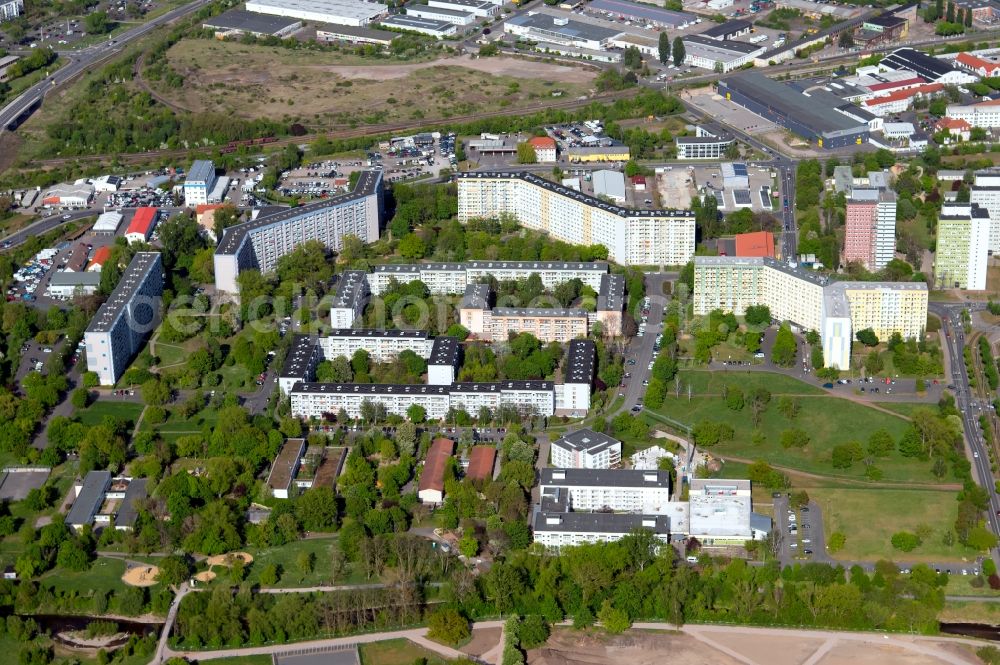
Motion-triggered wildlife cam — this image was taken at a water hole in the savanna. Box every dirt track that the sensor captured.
[320,55,598,83]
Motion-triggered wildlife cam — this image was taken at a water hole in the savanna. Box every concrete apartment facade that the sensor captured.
[843,190,896,271]
[936,203,990,290]
[456,172,695,266]
[214,171,383,294]
[693,256,928,369]
[84,253,164,386]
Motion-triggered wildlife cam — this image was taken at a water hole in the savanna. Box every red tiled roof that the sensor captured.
[868,76,925,92]
[466,446,496,481]
[528,136,556,150]
[734,231,775,258]
[196,204,224,215]
[957,52,1000,74]
[631,175,647,185]
[418,438,454,493]
[864,83,944,107]
[936,117,971,130]
[87,245,112,269]
[126,207,158,237]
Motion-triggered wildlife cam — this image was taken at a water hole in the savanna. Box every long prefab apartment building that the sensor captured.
[693,256,927,369]
[84,252,164,386]
[368,260,609,295]
[214,171,384,293]
[456,171,695,266]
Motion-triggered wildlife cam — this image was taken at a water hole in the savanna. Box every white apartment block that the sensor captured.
[946,99,1000,128]
[694,256,927,369]
[936,202,990,290]
[555,339,595,413]
[456,172,695,266]
[214,171,383,294]
[290,380,556,420]
[84,253,164,386]
[329,270,369,329]
[319,329,432,362]
[550,429,622,469]
[427,336,461,386]
[970,172,1000,254]
[539,468,673,514]
[0,0,24,21]
[532,507,672,549]
[367,261,608,296]
[184,160,217,207]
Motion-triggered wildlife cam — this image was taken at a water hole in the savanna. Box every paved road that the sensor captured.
[0,0,215,132]
[931,302,1000,565]
[0,209,97,249]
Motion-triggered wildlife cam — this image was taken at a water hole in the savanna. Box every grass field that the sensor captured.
[808,487,980,563]
[38,556,131,596]
[240,538,364,588]
[360,639,448,665]
[874,402,927,418]
[676,370,824,396]
[77,400,145,427]
[159,39,597,126]
[945,575,1000,598]
[650,384,938,483]
[939,600,1000,626]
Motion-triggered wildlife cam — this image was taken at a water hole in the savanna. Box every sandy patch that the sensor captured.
[815,640,959,665]
[122,565,160,587]
[463,627,501,657]
[320,55,597,83]
[193,571,217,582]
[528,628,743,665]
[702,632,825,665]
[206,552,254,567]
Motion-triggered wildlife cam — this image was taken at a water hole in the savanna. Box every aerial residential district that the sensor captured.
[8,0,1000,665]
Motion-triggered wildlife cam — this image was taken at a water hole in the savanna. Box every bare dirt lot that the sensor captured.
[462,627,501,658]
[159,40,598,126]
[529,628,983,665]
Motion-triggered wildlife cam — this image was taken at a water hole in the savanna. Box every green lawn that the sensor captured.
[141,405,218,437]
[809,487,981,563]
[37,556,131,596]
[77,400,144,427]
[360,639,448,665]
[218,363,256,392]
[945,574,1000,597]
[874,402,928,418]
[677,370,824,396]
[650,387,939,482]
[239,538,364,588]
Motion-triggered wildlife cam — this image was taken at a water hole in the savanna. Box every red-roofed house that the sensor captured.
[196,204,225,239]
[866,76,925,94]
[418,438,454,505]
[733,231,776,258]
[863,83,944,116]
[87,246,112,273]
[466,446,496,481]
[527,136,557,162]
[956,52,1000,78]
[936,117,972,141]
[631,175,647,191]
[125,207,158,244]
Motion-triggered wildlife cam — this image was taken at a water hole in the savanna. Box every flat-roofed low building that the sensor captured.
[378,14,457,38]
[267,438,307,499]
[676,126,735,160]
[687,478,770,546]
[428,0,498,17]
[593,169,626,204]
[84,253,163,386]
[245,0,388,26]
[504,12,622,50]
[700,18,752,40]
[203,8,302,37]
[406,4,475,26]
[316,24,397,45]
[681,35,765,73]
[418,437,454,504]
[92,211,123,235]
[550,428,621,468]
[588,0,695,28]
[48,271,101,299]
[66,471,112,531]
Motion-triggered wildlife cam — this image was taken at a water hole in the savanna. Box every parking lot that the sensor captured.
[685,87,778,135]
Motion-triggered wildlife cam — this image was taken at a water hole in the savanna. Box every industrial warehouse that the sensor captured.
[717,72,870,148]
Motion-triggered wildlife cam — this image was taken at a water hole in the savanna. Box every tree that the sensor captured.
[85,11,112,34]
[725,385,745,411]
[141,379,171,406]
[658,31,670,64]
[427,608,470,645]
[672,36,685,67]
[398,234,426,260]
[744,305,771,326]
[771,324,797,367]
[780,428,810,449]
[407,404,427,423]
[891,531,921,552]
[838,31,854,48]
[967,526,999,551]
[597,600,631,633]
[828,532,846,553]
[519,615,550,649]
[856,328,879,347]
[71,388,89,409]
[458,532,479,558]
[516,142,537,165]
